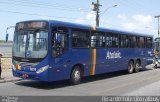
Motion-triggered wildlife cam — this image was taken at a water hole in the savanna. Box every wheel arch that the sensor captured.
[71,64,84,77]
[129,59,134,64]
[136,59,141,65]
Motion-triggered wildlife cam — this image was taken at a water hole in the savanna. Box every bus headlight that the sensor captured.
[36,65,49,74]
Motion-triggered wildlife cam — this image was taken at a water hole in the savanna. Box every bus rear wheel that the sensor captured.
[135,61,141,73]
[70,66,82,85]
[128,61,134,74]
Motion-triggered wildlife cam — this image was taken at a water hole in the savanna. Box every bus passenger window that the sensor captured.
[91,32,105,48]
[146,37,152,48]
[112,34,119,48]
[105,35,110,48]
[72,29,90,48]
[106,33,112,48]
[121,35,128,48]
[139,37,145,48]
[129,36,137,48]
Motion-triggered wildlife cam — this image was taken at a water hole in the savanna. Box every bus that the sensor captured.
[12,20,153,84]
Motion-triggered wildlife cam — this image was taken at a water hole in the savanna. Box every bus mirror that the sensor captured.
[6,33,9,42]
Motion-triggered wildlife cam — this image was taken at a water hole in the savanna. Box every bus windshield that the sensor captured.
[13,30,48,59]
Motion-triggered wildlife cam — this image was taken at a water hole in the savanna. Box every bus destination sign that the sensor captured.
[16,21,48,30]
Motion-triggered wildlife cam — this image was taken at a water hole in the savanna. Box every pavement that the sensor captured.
[0,69,21,83]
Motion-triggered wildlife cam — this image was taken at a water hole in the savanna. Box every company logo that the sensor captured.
[26,50,31,57]
[106,51,121,59]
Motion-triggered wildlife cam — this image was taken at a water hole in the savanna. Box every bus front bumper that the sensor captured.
[12,69,49,81]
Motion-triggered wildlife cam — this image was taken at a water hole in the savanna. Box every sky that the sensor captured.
[0,0,160,41]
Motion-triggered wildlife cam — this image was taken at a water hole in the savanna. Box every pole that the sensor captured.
[91,0,101,27]
[158,17,159,37]
[155,15,160,37]
[5,26,15,42]
[96,0,100,27]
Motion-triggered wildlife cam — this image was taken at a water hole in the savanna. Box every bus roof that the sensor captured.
[17,20,153,37]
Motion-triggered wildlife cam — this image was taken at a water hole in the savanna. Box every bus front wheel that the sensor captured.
[70,66,82,85]
[128,61,134,74]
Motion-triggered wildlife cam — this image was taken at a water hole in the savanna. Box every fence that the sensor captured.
[1,57,12,70]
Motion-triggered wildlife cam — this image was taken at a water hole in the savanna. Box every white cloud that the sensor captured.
[117,14,127,21]
[86,11,96,26]
[117,14,155,35]
[121,22,135,30]
[86,11,95,20]
[75,18,85,24]
[39,15,51,20]
[132,15,152,25]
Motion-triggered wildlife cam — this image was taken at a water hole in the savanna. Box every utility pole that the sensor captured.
[6,26,15,42]
[155,15,160,37]
[91,0,102,27]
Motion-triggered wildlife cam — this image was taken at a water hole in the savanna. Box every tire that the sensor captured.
[154,64,157,69]
[135,61,141,73]
[128,61,134,74]
[70,66,82,85]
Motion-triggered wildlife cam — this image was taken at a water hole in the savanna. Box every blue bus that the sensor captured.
[12,20,153,84]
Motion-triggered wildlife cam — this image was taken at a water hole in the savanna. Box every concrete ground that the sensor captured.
[0,69,21,83]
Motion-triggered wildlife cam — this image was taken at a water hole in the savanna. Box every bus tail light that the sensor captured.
[36,65,49,74]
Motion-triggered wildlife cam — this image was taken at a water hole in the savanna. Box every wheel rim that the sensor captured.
[136,63,140,69]
[74,70,81,81]
[129,63,133,73]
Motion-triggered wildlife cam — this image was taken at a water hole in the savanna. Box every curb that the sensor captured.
[0,78,22,83]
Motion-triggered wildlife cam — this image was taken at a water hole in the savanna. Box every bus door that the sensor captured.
[51,26,70,77]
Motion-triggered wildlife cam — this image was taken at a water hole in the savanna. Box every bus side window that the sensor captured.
[146,37,152,48]
[91,31,105,48]
[139,37,145,48]
[72,29,90,48]
[121,35,128,48]
[112,34,119,48]
[129,36,136,48]
[105,34,110,48]
[137,37,140,48]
